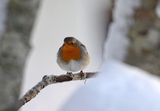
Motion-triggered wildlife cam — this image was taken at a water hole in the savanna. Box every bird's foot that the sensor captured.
[80,70,84,80]
[66,72,73,77]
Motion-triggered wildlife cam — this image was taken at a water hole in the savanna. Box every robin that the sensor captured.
[57,37,90,73]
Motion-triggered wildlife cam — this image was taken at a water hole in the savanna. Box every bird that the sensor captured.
[57,37,90,73]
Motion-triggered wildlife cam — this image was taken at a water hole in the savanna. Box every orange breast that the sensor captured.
[60,45,82,63]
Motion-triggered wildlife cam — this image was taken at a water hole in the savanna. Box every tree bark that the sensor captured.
[125,0,160,76]
[18,72,97,110]
[0,0,40,110]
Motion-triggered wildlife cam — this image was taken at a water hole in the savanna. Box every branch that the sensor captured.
[17,71,98,110]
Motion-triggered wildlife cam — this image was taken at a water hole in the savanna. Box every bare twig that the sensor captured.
[17,72,98,110]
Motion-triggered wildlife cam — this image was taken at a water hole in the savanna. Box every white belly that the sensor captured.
[58,60,88,72]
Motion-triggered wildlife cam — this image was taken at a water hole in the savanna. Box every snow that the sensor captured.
[103,0,141,62]
[60,0,160,111]
[60,60,160,111]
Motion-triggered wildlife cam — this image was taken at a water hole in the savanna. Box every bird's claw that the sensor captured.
[66,72,73,77]
[80,70,84,80]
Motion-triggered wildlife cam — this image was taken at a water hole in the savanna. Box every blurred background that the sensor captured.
[0,0,160,111]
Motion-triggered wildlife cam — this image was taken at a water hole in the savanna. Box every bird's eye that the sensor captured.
[71,42,74,45]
